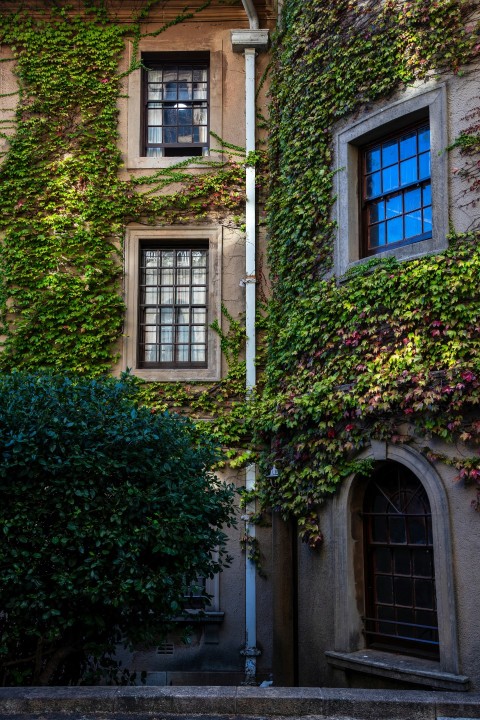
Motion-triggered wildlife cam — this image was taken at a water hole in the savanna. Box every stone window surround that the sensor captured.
[123,226,222,382]
[127,45,224,170]
[327,442,468,690]
[334,82,448,277]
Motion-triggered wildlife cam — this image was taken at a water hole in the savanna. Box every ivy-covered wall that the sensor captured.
[1,0,479,547]
[257,0,480,545]
[0,0,275,684]
[0,0,264,461]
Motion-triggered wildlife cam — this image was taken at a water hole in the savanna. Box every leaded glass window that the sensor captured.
[362,124,432,255]
[139,246,208,367]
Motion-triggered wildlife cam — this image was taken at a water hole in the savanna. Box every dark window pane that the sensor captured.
[382,138,399,166]
[164,108,177,126]
[178,108,193,124]
[374,547,392,573]
[372,515,388,542]
[415,579,434,609]
[369,200,385,223]
[369,222,386,248]
[376,575,393,604]
[389,515,407,543]
[366,171,382,198]
[178,126,193,143]
[394,577,413,606]
[418,126,430,152]
[394,547,411,575]
[423,205,432,233]
[405,211,422,238]
[404,187,421,212]
[400,157,418,185]
[372,493,388,513]
[164,128,177,143]
[416,609,437,630]
[427,520,433,545]
[386,194,402,219]
[164,82,177,100]
[413,549,432,577]
[366,147,381,172]
[423,183,431,206]
[419,151,430,179]
[382,165,399,193]
[386,216,403,245]
[400,131,416,160]
[408,517,427,544]
[396,606,415,627]
[178,82,192,100]
[378,605,395,621]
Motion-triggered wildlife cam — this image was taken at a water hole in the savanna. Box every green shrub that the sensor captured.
[0,372,235,685]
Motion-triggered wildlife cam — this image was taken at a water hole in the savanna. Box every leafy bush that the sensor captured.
[0,372,235,685]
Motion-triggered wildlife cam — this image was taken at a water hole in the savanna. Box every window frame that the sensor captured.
[360,121,432,257]
[141,52,210,159]
[124,226,222,382]
[126,45,223,170]
[138,243,209,370]
[334,83,448,277]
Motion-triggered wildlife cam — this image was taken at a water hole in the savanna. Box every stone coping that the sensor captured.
[0,687,479,719]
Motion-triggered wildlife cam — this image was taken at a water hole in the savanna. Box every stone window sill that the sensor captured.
[125,152,224,171]
[325,650,469,691]
[173,610,224,624]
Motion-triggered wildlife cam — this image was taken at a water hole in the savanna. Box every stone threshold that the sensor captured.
[0,686,480,719]
[325,649,470,691]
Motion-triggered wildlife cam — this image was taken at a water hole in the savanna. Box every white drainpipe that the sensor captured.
[231,5,268,687]
[244,43,258,685]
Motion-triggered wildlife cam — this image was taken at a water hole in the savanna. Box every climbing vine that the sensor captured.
[0,0,255,457]
[0,1,246,373]
[2,0,480,550]
[256,0,480,545]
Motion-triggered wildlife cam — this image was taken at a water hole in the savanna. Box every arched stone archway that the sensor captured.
[330,442,460,677]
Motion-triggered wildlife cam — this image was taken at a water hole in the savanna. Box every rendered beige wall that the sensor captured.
[0,46,16,161]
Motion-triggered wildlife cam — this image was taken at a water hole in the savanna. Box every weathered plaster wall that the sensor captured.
[0,46,16,161]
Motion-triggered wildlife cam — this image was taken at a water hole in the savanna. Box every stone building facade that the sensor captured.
[0,0,275,687]
[269,30,480,692]
[1,0,480,695]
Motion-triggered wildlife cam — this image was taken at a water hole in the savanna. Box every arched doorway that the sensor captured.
[363,462,439,659]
